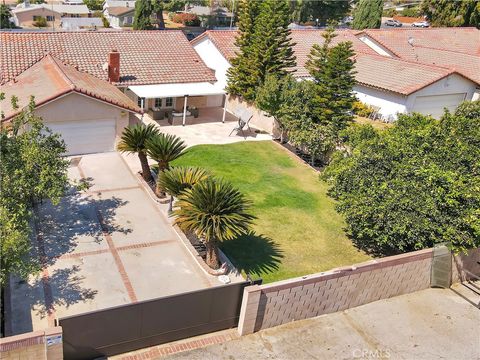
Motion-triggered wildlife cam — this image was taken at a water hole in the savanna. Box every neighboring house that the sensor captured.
[106,6,135,28]
[62,0,85,4]
[184,5,233,28]
[103,0,136,10]
[192,28,480,122]
[0,31,223,156]
[13,3,92,27]
[60,17,103,30]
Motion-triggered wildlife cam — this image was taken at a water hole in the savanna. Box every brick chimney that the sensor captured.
[108,50,120,83]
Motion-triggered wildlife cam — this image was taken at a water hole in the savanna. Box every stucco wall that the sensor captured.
[14,8,61,27]
[35,92,129,141]
[226,95,275,134]
[193,37,231,90]
[354,85,408,121]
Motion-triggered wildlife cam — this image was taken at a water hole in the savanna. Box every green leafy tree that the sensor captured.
[323,105,480,255]
[0,4,15,29]
[83,0,103,11]
[145,133,187,197]
[117,123,159,183]
[290,0,351,25]
[174,178,255,268]
[152,0,166,29]
[226,0,261,99]
[158,166,210,212]
[305,24,356,138]
[421,0,480,28]
[351,0,383,30]
[133,0,153,29]
[0,97,69,286]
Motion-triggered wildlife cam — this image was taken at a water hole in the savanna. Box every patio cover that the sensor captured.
[128,82,225,98]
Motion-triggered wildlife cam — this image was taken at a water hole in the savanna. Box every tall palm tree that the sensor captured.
[117,123,159,183]
[158,166,210,213]
[145,133,187,197]
[173,178,255,269]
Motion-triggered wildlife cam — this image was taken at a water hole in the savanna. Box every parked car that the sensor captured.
[385,19,402,27]
[412,21,430,28]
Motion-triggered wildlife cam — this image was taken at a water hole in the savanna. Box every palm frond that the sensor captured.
[117,123,159,154]
[159,166,210,197]
[145,133,187,166]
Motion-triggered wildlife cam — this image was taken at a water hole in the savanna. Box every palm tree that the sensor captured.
[158,166,210,213]
[173,178,255,269]
[145,133,187,197]
[117,123,159,183]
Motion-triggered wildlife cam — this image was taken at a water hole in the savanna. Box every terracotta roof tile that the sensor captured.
[1,54,140,121]
[192,29,377,78]
[354,53,455,95]
[0,31,216,86]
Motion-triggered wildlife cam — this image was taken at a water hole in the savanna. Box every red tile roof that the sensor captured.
[0,31,216,86]
[107,6,135,17]
[1,54,140,121]
[354,53,456,95]
[192,29,377,78]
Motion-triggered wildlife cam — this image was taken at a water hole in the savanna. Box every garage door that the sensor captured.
[411,93,466,119]
[45,119,116,156]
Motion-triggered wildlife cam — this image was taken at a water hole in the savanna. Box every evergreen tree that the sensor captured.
[0,4,15,29]
[226,0,260,99]
[306,24,356,135]
[351,0,383,30]
[291,0,351,26]
[133,0,153,30]
[421,0,480,28]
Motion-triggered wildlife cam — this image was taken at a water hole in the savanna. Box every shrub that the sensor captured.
[352,101,374,117]
[401,7,420,17]
[33,16,47,27]
[101,14,110,28]
[172,13,200,26]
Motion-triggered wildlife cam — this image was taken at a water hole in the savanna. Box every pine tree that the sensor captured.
[133,0,153,30]
[351,0,383,30]
[226,0,260,99]
[306,24,356,135]
[0,4,15,29]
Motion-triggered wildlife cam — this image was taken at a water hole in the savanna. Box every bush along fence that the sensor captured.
[238,247,480,335]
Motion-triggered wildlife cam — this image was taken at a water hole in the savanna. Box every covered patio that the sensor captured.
[128,82,229,126]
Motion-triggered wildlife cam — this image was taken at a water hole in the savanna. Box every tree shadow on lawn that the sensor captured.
[221,232,284,279]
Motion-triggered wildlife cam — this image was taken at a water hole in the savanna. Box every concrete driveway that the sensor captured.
[9,152,217,335]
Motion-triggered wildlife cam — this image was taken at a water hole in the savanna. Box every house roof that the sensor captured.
[1,54,140,121]
[0,31,217,86]
[354,53,457,95]
[14,3,91,14]
[191,29,377,78]
[103,0,136,8]
[107,6,135,17]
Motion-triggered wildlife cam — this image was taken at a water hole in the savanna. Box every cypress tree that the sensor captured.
[306,24,356,135]
[226,0,260,99]
[351,0,383,30]
[133,0,153,30]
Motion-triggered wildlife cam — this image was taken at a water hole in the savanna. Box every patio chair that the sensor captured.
[229,110,253,139]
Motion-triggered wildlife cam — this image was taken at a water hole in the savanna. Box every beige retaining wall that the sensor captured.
[238,247,480,335]
[0,327,63,360]
[225,95,277,135]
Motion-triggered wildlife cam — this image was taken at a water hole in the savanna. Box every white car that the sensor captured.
[412,21,430,28]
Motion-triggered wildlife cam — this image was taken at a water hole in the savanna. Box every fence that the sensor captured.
[60,279,260,360]
[238,247,480,335]
[0,327,62,360]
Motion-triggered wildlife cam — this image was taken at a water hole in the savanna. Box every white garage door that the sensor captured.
[45,119,116,156]
[411,93,466,119]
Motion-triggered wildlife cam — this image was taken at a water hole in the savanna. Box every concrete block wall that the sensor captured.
[238,247,480,335]
[0,327,63,360]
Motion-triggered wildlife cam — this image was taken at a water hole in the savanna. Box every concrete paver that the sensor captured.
[162,288,480,360]
[9,152,223,335]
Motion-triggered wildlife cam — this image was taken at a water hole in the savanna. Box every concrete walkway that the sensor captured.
[8,152,222,335]
[159,287,479,360]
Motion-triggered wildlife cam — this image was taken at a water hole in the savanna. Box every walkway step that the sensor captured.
[108,328,239,360]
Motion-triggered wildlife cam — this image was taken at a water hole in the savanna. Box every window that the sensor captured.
[165,97,173,107]
[137,97,145,108]
[46,16,55,21]
[154,98,162,108]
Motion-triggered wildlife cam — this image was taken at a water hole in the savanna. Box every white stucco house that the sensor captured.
[192,28,480,123]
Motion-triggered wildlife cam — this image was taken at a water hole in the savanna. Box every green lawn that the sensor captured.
[173,141,370,283]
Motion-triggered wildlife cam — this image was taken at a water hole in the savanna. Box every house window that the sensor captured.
[165,97,173,107]
[46,16,55,21]
[154,98,162,108]
[137,97,145,108]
